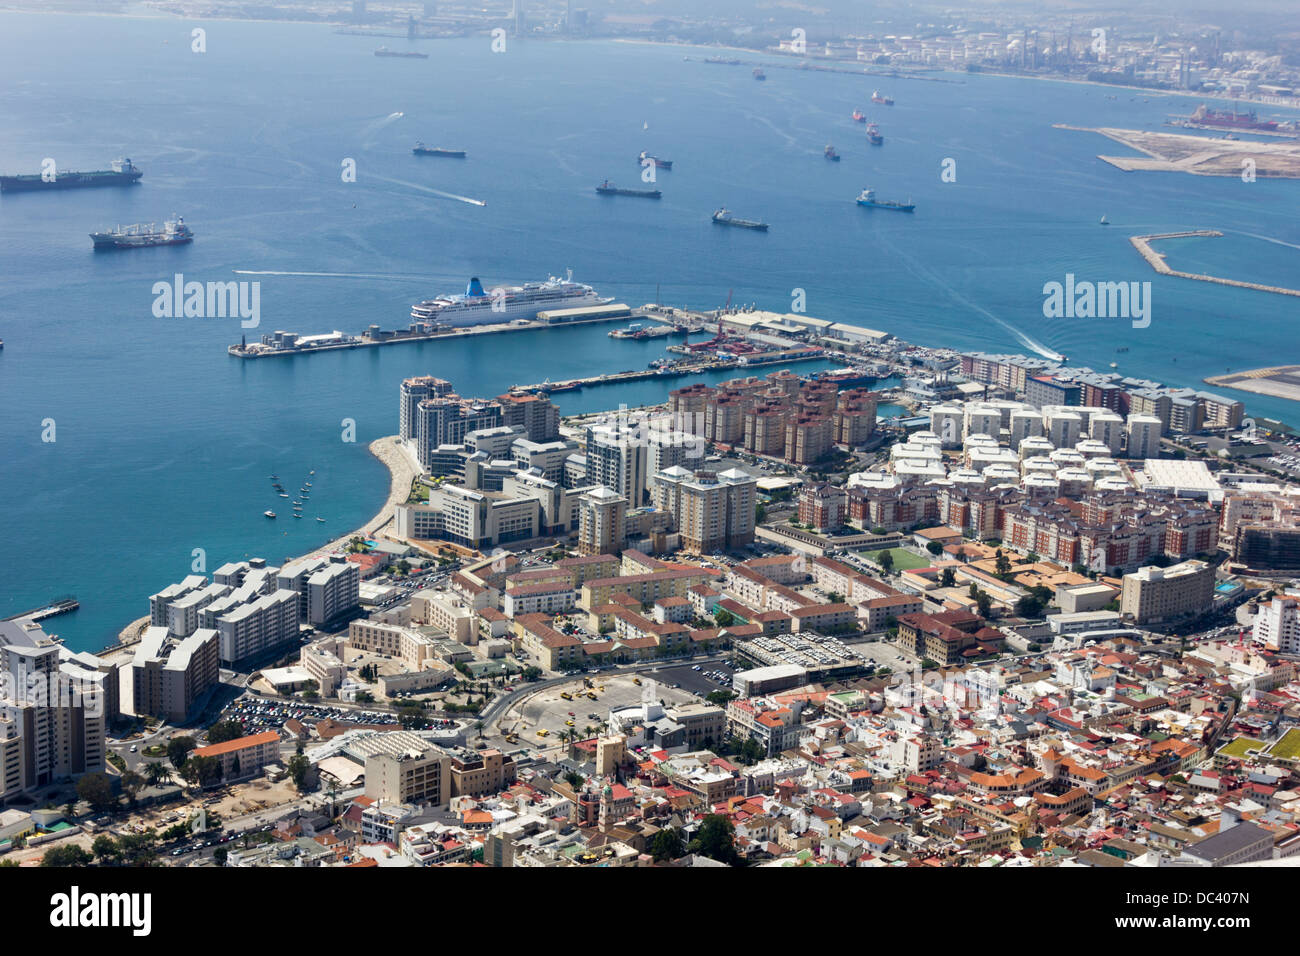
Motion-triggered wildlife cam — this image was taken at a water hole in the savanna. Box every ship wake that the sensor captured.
[889,244,1066,362]
[367,173,486,206]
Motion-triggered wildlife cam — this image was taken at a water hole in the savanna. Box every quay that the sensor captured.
[3,597,79,623]
[228,304,644,359]
[513,349,828,394]
[1130,230,1300,298]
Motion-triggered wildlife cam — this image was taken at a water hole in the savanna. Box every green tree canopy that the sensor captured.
[648,827,685,862]
[206,720,244,745]
[76,772,117,814]
[688,814,738,864]
[41,844,93,867]
[167,735,196,769]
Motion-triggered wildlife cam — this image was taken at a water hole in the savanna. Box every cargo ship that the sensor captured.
[856,188,914,212]
[851,110,867,123]
[411,273,612,326]
[375,47,428,58]
[413,143,466,157]
[712,208,768,230]
[825,144,841,161]
[872,90,894,105]
[866,122,883,145]
[638,151,672,169]
[1187,103,1278,131]
[91,215,193,250]
[596,180,661,198]
[753,68,766,80]
[1,157,141,193]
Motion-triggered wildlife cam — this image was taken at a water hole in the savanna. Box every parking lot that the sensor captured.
[498,672,706,744]
[648,661,738,697]
[217,696,435,736]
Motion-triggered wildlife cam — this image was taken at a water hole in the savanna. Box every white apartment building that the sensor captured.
[1253,595,1300,654]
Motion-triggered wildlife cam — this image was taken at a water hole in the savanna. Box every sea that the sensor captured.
[1,13,1298,651]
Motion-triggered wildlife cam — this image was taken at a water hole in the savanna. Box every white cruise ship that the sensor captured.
[410,273,612,326]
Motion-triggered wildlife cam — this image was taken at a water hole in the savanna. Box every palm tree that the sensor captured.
[143,761,171,788]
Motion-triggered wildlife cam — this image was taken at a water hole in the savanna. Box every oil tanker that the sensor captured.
[856,188,914,212]
[596,180,661,198]
[1,157,142,193]
[91,216,193,250]
[414,143,467,157]
[1188,103,1278,131]
[638,151,672,169]
[712,208,768,230]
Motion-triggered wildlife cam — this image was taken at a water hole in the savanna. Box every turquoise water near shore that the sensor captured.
[1,14,1298,650]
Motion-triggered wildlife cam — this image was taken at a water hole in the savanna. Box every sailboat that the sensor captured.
[1099,214,1110,225]
[642,121,648,130]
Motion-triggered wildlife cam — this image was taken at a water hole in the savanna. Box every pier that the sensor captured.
[3,597,78,623]
[228,308,639,360]
[1130,230,1300,298]
[512,350,827,394]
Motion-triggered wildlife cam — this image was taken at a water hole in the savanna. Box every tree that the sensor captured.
[522,666,542,682]
[926,541,944,556]
[713,609,737,629]
[1015,594,1045,619]
[706,689,736,707]
[41,844,92,867]
[121,771,145,808]
[213,847,229,866]
[144,761,172,788]
[287,754,311,792]
[755,502,767,524]
[563,770,585,790]
[206,720,243,745]
[826,592,845,605]
[167,735,196,769]
[940,567,956,588]
[76,772,118,814]
[689,814,738,864]
[92,835,121,865]
[995,549,1012,581]
[878,550,894,574]
[976,593,992,618]
[649,827,685,862]
[118,831,159,866]
[62,798,78,820]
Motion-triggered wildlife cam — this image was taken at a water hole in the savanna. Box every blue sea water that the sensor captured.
[1,14,1298,651]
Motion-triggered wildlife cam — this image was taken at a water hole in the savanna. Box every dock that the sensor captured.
[1130,230,1300,298]
[1204,365,1300,403]
[3,597,78,623]
[228,306,639,359]
[513,349,827,394]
